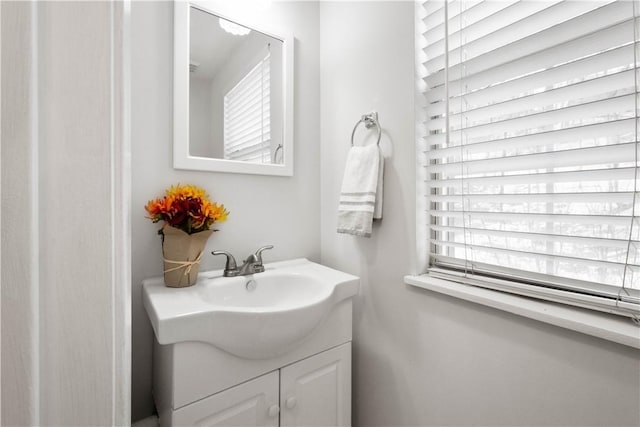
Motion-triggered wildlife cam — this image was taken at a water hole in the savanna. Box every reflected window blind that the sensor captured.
[224,53,271,163]
[422,0,640,317]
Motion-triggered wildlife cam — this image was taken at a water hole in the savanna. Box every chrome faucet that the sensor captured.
[212,245,273,277]
[211,250,238,276]
[238,245,274,275]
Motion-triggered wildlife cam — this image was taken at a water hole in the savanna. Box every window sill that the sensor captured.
[404,274,640,349]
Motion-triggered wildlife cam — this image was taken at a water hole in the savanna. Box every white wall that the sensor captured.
[189,77,215,157]
[131,1,320,421]
[1,1,130,425]
[319,2,640,426]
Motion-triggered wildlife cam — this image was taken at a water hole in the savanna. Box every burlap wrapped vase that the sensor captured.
[161,225,214,287]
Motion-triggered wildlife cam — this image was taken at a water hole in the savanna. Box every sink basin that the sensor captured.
[142,258,359,359]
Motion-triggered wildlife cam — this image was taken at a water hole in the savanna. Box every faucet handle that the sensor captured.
[254,245,274,263]
[211,250,238,276]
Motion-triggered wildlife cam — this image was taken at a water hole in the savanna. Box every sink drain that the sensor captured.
[245,279,257,292]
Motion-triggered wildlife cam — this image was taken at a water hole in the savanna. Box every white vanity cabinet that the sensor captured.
[144,259,359,427]
[170,343,351,427]
[152,296,355,427]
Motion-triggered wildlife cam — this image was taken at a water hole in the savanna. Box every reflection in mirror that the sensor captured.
[189,7,284,165]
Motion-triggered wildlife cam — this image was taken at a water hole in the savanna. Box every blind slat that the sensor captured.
[429,191,637,203]
[429,240,638,270]
[426,94,635,145]
[426,119,635,158]
[427,141,636,175]
[431,224,633,249]
[427,167,638,190]
[429,210,637,228]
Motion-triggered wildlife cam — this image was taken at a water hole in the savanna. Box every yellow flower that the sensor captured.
[205,202,229,223]
[166,183,209,202]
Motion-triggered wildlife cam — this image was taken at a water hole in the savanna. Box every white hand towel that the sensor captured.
[337,145,384,237]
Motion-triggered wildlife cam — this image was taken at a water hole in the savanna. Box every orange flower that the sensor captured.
[145,198,166,221]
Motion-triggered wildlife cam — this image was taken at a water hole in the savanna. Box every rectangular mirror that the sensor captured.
[174,2,294,176]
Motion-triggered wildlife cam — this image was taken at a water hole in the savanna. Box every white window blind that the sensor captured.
[224,53,271,162]
[422,0,640,318]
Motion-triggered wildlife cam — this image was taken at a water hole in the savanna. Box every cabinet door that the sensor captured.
[171,370,280,427]
[280,343,351,427]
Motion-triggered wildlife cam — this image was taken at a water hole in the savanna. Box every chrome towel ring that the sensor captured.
[351,112,381,146]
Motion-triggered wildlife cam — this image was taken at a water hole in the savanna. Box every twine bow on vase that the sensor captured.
[163,251,204,276]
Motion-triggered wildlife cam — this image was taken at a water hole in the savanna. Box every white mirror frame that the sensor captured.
[173,2,294,176]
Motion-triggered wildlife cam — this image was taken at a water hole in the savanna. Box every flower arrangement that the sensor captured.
[145,184,229,234]
[146,184,229,287]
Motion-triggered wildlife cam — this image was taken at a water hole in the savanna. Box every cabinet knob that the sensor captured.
[268,404,280,417]
[285,396,297,409]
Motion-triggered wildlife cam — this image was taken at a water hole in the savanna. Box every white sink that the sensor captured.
[142,258,359,359]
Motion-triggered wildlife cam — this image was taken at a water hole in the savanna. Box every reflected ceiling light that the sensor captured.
[219,18,251,36]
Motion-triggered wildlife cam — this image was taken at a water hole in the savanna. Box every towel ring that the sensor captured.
[351,112,381,146]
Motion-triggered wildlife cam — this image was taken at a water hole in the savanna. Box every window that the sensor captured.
[224,53,271,163]
[421,0,640,318]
